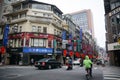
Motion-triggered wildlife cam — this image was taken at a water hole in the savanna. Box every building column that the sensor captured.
[23,37,26,47]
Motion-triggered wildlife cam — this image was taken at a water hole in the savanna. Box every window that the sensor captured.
[32,4,51,11]
[20,13,26,18]
[31,38,46,47]
[9,40,13,47]
[116,14,120,24]
[38,26,41,32]
[19,26,22,32]
[54,29,57,35]
[12,15,18,20]
[22,3,28,9]
[14,26,18,33]
[43,27,47,33]
[39,39,43,47]
[34,39,39,47]
[13,5,21,12]
[32,26,37,32]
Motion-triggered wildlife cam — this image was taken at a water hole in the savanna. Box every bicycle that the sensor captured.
[85,68,91,80]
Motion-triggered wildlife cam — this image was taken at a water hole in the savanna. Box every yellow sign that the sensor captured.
[118,38,120,44]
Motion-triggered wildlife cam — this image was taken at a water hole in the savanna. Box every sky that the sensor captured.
[35,0,106,48]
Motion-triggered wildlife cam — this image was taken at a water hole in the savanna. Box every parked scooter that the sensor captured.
[66,57,73,70]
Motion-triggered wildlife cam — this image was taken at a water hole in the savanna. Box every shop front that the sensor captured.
[23,47,54,65]
[108,43,120,66]
[6,48,23,65]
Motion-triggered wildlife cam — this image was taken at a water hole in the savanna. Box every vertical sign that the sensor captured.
[80,29,82,40]
[62,31,66,40]
[69,32,73,50]
[69,32,72,40]
[3,24,9,46]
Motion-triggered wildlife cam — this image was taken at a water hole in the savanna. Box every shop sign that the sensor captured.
[23,47,53,53]
[0,46,6,54]
[114,45,120,50]
[55,49,62,54]
[108,42,120,51]
[6,48,23,52]
[3,24,9,46]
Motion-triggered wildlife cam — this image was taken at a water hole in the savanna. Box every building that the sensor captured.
[3,0,65,65]
[0,0,16,64]
[70,9,95,38]
[67,10,97,59]
[104,0,120,66]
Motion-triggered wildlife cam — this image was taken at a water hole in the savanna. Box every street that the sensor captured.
[0,65,104,80]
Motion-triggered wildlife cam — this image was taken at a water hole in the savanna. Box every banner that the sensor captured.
[62,31,66,40]
[80,29,82,40]
[3,24,9,46]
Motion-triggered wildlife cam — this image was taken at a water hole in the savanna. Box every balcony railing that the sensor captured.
[28,16,52,24]
[10,17,27,24]
[51,20,62,29]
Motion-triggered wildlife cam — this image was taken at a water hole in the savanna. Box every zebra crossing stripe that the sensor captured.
[104,74,120,80]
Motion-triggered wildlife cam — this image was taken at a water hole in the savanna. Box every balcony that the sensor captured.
[51,20,62,29]
[28,16,52,24]
[10,17,27,24]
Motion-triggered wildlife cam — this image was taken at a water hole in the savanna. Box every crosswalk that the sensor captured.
[104,74,120,80]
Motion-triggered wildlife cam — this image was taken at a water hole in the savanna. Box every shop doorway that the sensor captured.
[10,53,21,65]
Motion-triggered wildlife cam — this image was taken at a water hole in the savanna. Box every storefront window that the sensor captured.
[39,39,43,47]
[31,38,46,47]
[34,39,39,47]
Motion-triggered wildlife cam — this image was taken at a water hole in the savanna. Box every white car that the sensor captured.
[73,58,81,65]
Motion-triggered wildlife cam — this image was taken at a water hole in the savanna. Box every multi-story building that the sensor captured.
[67,10,96,58]
[0,0,16,64]
[104,0,120,66]
[70,9,95,38]
[62,14,78,59]
[3,0,65,65]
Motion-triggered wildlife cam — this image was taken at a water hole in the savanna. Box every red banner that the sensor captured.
[63,50,67,57]
[0,46,6,54]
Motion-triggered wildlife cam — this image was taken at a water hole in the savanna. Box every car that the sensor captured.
[34,58,62,69]
[73,58,81,65]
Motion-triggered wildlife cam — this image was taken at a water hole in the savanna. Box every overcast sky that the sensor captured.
[35,0,106,48]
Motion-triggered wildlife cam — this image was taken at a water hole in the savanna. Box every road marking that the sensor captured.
[94,67,97,69]
[104,74,120,80]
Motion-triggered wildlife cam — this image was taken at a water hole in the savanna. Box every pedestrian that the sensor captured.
[31,58,34,66]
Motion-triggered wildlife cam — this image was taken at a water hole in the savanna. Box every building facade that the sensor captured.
[70,9,95,38]
[104,0,120,66]
[3,0,65,65]
[67,10,97,58]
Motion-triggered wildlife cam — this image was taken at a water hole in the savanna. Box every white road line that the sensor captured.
[104,74,120,80]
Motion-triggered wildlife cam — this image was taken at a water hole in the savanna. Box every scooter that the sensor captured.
[66,63,73,70]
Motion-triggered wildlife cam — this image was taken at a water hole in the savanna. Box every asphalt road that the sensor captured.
[0,65,103,80]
